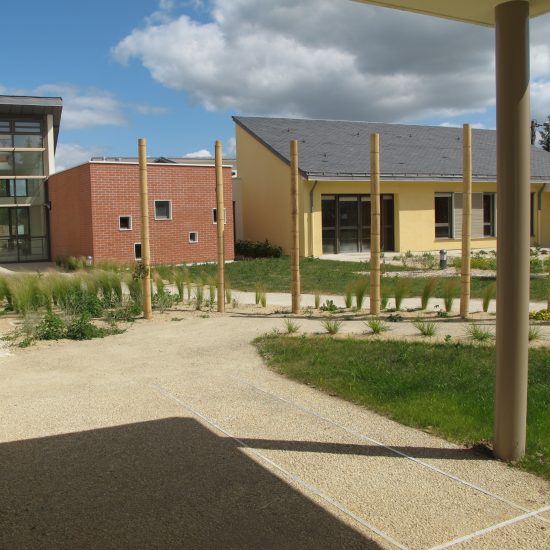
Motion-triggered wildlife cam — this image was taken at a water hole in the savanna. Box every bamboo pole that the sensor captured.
[215,140,225,313]
[370,134,381,315]
[290,140,301,314]
[460,124,472,318]
[138,138,152,320]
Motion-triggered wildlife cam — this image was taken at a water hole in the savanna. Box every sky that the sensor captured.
[2,0,550,171]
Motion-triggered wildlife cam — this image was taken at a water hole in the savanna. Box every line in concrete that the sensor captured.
[232,374,550,525]
[151,383,408,550]
[430,505,550,550]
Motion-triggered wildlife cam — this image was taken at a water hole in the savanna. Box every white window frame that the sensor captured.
[119,215,132,231]
[134,242,142,260]
[189,231,199,243]
[154,200,172,220]
[212,207,227,224]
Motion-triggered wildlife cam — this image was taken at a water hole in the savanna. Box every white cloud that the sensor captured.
[112,1,550,124]
[183,149,213,158]
[134,104,169,115]
[225,136,236,157]
[54,143,108,172]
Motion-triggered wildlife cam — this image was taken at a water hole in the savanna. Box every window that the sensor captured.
[189,231,198,243]
[0,180,28,198]
[531,193,535,237]
[212,207,227,224]
[435,194,453,238]
[119,215,132,230]
[154,200,171,220]
[483,193,496,236]
[134,243,142,260]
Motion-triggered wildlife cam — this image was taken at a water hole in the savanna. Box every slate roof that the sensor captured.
[233,116,550,182]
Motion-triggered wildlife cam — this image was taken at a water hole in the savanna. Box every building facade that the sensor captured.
[0,96,62,262]
[234,116,550,256]
[48,159,234,265]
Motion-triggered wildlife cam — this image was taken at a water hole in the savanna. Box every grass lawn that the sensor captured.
[255,335,550,479]
[188,257,549,302]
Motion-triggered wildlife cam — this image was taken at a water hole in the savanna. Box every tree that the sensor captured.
[538,116,550,152]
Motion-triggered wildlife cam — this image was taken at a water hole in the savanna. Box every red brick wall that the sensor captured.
[87,162,234,265]
[49,163,94,260]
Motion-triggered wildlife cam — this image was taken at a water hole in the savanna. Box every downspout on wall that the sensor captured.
[309,180,318,257]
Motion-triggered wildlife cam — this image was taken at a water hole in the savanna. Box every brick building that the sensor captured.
[48,158,234,265]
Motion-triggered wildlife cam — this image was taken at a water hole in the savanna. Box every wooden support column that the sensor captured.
[370,133,381,315]
[494,0,530,462]
[138,138,152,320]
[460,124,472,318]
[290,140,301,314]
[215,140,225,313]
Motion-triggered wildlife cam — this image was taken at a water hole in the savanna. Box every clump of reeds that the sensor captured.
[421,279,437,310]
[482,282,496,313]
[442,279,458,313]
[354,277,369,310]
[394,279,409,311]
[344,284,353,309]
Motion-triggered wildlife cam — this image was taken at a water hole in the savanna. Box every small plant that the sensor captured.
[354,277,368,310]
[465,323,494,342]
[394,279,409,311]
[528,325,542,342]
[283,318,300,334]
[482,283,496,313]
[255,285,262,305]
[413,319,437,337]
[232,298,240,308]
[65,313,115,340]
[260,291,267,308]
[321,318,342,335]
[320,299,338,312]
[365,318,389,335]
[387,313,403,322]
[34,309,66,340]
[444,334,452,343]
[314,291,321,310]
[421,279,437,310]
[381,288,389,311]
[442,279,458,313]
[207,277,216,306]
[194,285,204,310]
[419,252,437,270]
[344,284,353,309]
[153,290,177,313]
[530,309,550,321]
[225,283,232,304]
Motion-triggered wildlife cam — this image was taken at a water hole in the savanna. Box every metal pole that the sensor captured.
[215,140,225,313]
[370,133,381,315]
[460,124,472,318]
[138,138,152,320]
[290,140,301,314]
[494,0,530,462]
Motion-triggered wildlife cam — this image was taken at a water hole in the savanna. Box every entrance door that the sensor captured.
[338,196,359,252]
[0,207,31,262]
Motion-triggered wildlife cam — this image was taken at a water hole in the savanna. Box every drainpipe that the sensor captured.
[537,183,547,246]
[309,181,318,257]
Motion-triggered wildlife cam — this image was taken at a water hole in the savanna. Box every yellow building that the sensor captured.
[234,116,550,256]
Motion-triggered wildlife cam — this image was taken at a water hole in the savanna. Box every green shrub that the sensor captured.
[321,319,342,335]
[153,290,177,313]
[365,318,389,335]
[9,275,48,314]
[66,314,107,340]
[194,285,204,310]
[34,310,66,340]
[442,279,458,313]
[344,284,353,309]
[235,239,283,258]
[528,325,542,342]
[320,299,338,312]
[529,309,550,321]
[173,269,186,303]
[465,323,494,342]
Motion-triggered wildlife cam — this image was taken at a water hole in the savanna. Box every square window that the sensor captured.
[212,207,227,224]
[134,243,142,260]
[189,231,198,243]
[155,200,171,220]
[119,215,132,230]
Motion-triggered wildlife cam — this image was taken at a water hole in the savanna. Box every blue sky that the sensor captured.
[2,1,550,170]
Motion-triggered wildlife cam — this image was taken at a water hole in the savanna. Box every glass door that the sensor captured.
[360,196,371,251]
[321,196,336,253]
[338,196,359,252]
[0,207,31,262]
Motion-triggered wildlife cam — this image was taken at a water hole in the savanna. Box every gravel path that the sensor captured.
[1,310,549,549]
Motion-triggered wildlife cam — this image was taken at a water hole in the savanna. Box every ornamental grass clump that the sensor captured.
[365,317,389,335]
[354,277,369,310]
[9,275,48,315]
[314,291,321,310]
[381,288,389,311]
[173,269,186,303]
[482,282,496,313]
[194,284,205,310]
[393,279,409,311]
[412,318,437,337]
[528,324,542,342]
[344,284,353,309]
[225,282,232,304]
[421,279,437,311]
[465,323,494,342]
[442,279,458,313]
[321,318,342,335]
[283,318,300,334]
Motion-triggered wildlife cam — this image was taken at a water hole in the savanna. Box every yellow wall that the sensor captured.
[236,125,309,254]
[236,127,549,255]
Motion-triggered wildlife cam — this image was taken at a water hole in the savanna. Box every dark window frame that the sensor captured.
[435,193,453,239]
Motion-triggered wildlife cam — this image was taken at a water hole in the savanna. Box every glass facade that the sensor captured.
[0,118,48,262]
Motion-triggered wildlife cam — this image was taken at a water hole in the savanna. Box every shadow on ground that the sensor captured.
[0,417,379,549]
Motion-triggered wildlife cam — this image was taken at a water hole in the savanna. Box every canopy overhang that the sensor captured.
[352,0,550,26]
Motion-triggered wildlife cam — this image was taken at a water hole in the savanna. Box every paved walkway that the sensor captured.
[1,312,549,549]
